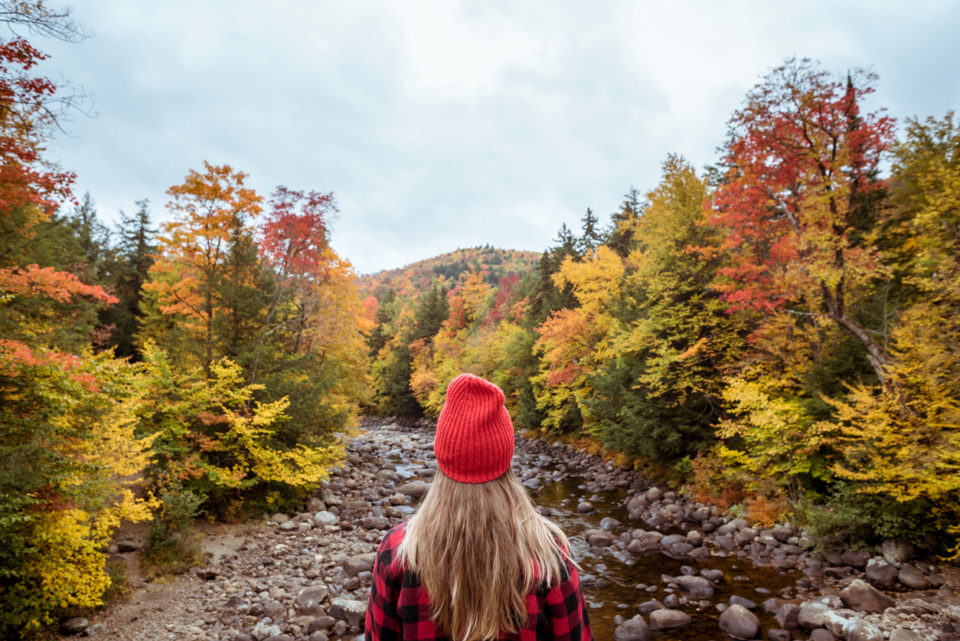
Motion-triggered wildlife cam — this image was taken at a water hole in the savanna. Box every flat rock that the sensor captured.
[296,586,330,615]
[361,515,391,530]
[328,598,366,627]
[648,608,691,630]
[396,480,430,499]
[584,529,616,547]
[718,604,759,640]
[343,553,377,577]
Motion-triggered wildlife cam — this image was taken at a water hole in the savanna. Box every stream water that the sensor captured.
[391,454,801,640]
[534,477,797,640]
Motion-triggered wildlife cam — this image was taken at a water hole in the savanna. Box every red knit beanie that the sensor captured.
[434,374,514,483]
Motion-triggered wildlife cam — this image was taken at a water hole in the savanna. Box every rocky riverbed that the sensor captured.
[67,420,960,641]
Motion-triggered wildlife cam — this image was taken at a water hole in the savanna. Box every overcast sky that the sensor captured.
[32,1,960,274]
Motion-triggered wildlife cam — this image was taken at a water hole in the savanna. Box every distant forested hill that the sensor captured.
[357,246,541,300]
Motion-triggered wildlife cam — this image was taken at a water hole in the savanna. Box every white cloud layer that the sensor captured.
[33,0,960,273]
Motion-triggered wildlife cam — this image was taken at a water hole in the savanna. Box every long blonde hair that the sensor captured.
[397,468,569,641]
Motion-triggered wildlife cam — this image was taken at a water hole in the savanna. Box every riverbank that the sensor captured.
[63,420,960,641]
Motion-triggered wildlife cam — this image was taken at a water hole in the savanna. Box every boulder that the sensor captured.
[396,480,430,499]
[313,510,339,526]
[296,587,330,615]
[809,630,837,641]
[839,579,894,613]
[718,604,759,639]
[898,563,929,590]
[728,595,756,609]
[613,616,651,641]
[700,568,724,583]
[328,598,366,627]
[308,616,336,632]
[840,548,872,568]
[797,601,831,629]
[842,619,883,641]
[263,601,285,619]
[881,538,914,565]
[767,630,791,641]
[775,602,800,629]
[59,618,89,635]
[675,575,714,597]
[648,609,691,630]
[343,553,377,577]
[865,557,899,588]
[584,529,616,547]
[360,515,390,530]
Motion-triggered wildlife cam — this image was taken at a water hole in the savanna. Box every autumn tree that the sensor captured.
[815,114,960,546]
[251,185,336,384]
[709,58,895,386]
[142,162,263,376]
[0,7,154,632]
[586,156,741,461]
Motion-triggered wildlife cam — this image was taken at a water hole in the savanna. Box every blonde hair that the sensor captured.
[397,468,570,641]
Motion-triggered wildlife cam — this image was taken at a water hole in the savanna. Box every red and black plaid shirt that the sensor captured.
[365,522,593,641]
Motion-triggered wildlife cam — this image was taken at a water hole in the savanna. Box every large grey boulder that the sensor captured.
[839,579,895,613]
[797,601,832,629]
[898,563,929,589]
[718,604,760,639]
[648,609,692,630]
[613,616,651,641]
[675,575,714,597]
[881,538,914,564]
[865,557,898,587]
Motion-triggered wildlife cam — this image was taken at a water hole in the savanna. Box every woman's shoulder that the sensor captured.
[373,520,409,573]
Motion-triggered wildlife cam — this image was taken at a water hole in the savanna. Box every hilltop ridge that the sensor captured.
[357,246,541,300]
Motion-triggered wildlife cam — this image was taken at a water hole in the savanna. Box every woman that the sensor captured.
[365,373,593,641]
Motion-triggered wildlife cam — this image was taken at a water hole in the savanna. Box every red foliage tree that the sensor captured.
[709,58,896,383]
